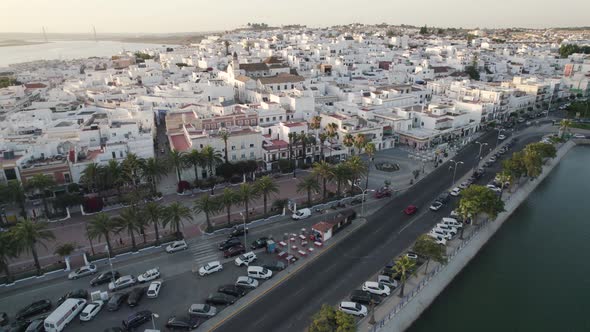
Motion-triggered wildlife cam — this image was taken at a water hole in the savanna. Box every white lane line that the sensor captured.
[398,210,429,234]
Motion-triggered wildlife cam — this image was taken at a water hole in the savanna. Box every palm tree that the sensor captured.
[113,208,141,251]
[288,132,298,176]
[237,183,260,224]
[310,115,322,131]
[144,202,164,245]
[297,176,320,207]
[87,213,116,253]
[332,163,351,197]
[312,161,334,201]
[26,174,56,218]
[325,123,338,139]
[393,255,416,297]
[559,119,572,138]
[80,162,100,193]
[184,149,204,183]
[6,180,27,218]
[254,176,279,217]
[354,134,366,155]
[298,132,311,165]
[105,160,124,197]
[318,132,328,161]
[168,150,186,183]
[345,156,367,194]
[0,232,17,282]
[11,220,55,275]
[272,198,289,214]
[219,188,239,226]
[121,153,142,186]
[364,142,376,190]
[164,202,194,239]
[193,194,220,232]
[54,242,77,271]
[140,157,168,195]
[343,133,354,155]
[201,146,223,177]
[219,130,230,164]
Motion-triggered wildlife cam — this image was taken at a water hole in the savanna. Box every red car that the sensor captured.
[374,187,392,199]
[223,245,245,258]
[404,205,417,215]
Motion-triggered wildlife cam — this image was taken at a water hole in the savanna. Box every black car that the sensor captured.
[217,285,246,298]
[107,293,128,311]
[16,300,52,320]
[122,310,152,330]
[57,289,88,306]
[250,237,268,250]
[127,287,145,307]
[218,238,241,251]
[0,312,7,326]
[262,261,286,272]
[227,225,248,238]
[436,192,450,203]
[90,271,120,286]
[23,318,45,332]
[205,293,237,306]
[165,315,201,330]
[350,290,383,305]
[2,320,27,332]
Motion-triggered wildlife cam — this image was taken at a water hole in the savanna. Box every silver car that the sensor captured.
[68,264,98,280]
[188,304,217,317]
[108,275,137,291]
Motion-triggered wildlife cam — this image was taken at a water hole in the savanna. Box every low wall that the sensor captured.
[377,140,577,332]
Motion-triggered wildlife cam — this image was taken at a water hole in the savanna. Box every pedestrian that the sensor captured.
[119,238,123,246]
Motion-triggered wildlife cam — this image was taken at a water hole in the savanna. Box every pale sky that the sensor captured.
[2,0,589,33]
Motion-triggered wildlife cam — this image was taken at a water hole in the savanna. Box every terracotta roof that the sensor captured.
[258,73,304,85]
[283,122,306,128]
[240,63,269,72]
[170,134,191,152]
[24,83,47,89]
[235,75,251,83]
[312,221,333,233]
[263,139,289,151]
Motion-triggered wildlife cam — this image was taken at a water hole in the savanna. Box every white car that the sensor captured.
[166,240,188,253]
[573,133,585,139]
[68,264,98,280]
[188,304,217,318]
[427,233,447,245]
[137,268,160,283]
[235,276,259,289]
[435,223,458,235]
[108,275,137,291]
[235,252,257,267]
[498,134,506,140]
[361,281,391,296]
[489,156,497,163]
[450,209,459,218]
[199,261,223,276]
[79,301,103,322]
[429,228,452,240]
[247,266,273,280]
[450,187,461,197]
[377,275,398,289]
[291,208,312,220]
[441,217,463,229]
[486,184,502,193]
[147,281,162,298]
[429,201,443,211]
[339,301,367,317]
[458,181,470,189]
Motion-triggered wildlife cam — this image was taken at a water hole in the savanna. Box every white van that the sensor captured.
[247,266,273,280]
[291,208,311,220]
[44,298,87,332]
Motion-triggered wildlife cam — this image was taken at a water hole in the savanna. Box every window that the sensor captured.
[279,116,283,120]
[64,173,71,183]
[241,153,246,159]
[249,143,254,148]
[112,151,116,159]
[232,145,236,150]
[291,84,294,89]
[250,151,255,158]
[284,85,288,89]
[112,133,116,137]
[232,155,237,160]
[120,151,123,157]
[200,144,203,148]
[272,117,276,121]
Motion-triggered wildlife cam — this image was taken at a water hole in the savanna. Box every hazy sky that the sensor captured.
[2,0,589,34]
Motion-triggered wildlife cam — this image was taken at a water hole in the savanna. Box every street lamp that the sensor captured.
[448,160,464,187]
[239,212,247,246]
[353,182,374,217]
[151,313,159,330]
[474,141,488,170]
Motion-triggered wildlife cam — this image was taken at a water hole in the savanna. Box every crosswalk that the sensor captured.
[189,241,223,266]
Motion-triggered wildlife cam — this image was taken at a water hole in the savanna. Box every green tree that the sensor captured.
[342,133,354,155]
[319,132,328,161]
[80,162,101,193]
[121,153,142,186]
[364,142,376,189]
[165,202,194,239]
[11,220,55,275]
[144,202,164,245]
[26,174,56,218]
[458,185,505,222]
[525,142,556,159]
[193,194,220,231]
[237,183,260,224]
[297,176,320,207]
[312,161,334,201]
[184,149,204,183]
[308,304,355,332]
[332,163,351,197]
[113,208,141,251]
[413,235,446,274]
[559,119,572,138]
[168,150,186,183]
[345,156,367,194]
[522,149,543,178]
[0,232,18,282]
[254,176,279,217]
[140,157,168,195]
[353,133,366,155]
[87,213,116,253]
[394,255,416,297]
[201,146,223,177]
[219,188,239,226]
[105,160,124,197]
[219,130,230,164]
[54,242,76,258]
[0,180,27,218]
[419,25,428,34]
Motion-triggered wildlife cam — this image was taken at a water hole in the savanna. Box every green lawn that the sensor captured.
[571,122,590,130]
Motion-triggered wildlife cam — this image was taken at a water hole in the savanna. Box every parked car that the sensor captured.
[15,300,52,320]
[146,281,162,299]
[486,184,502,193]
[217,285,246,298]
[250,237,269,250]
[108,275,137,292]
[350,290,382,305]
[374,187,392,198]
[435,223,458,236]
[107,293,128,311]
[405,252,419,260]
[0,312,7,326]
[166,240,188,253]
[489,156,497,163]
[205,293,237,306]
[262,261,286,272]
[188,304,217,318]
[68,264,98,280]
[428,233,447,245]
[235,252,257,267]
[24,318,45,332]
[57,289,88,305]
[498,134,506,140]
[377,275,398,289]
[437,192,450,203]
[224,245,246,258]
[458,181,470,189]
[430,228,452,240]
[166,315,201,330]
[79,301,103,322]
[291,208,312,220]
[90,271,120,287]
[235,276,258,289]
[429,201,443,211]
[450,187,461,197]
[361,281,391,296]
[441,217,463,229]
[338,302,367,317]
[137,268,160,283]
[228,225,248,238]
[122,310,152,330]
[3,320,28,332]
[404,205,417,215]
[127,287,146,307]
[198,261,223,276]
[247,266,272,280]
[218,238,241,251]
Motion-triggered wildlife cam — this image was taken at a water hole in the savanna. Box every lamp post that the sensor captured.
[105,245,115,283]
[474,141,488,170]
[151,313,159,330]
[239,212,247,247]
[449,160,464,187]
[354,183,374,217]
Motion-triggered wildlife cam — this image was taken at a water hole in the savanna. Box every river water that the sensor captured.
[0,40,160,67]
[408,145,590,332]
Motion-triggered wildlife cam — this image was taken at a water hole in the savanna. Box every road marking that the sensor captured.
[398,210,428,234]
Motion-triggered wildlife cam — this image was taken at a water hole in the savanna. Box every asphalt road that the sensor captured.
[212,129,547,332]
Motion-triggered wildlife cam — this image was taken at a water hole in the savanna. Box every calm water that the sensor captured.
[408,145,590,332]
[0,40,160,67]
